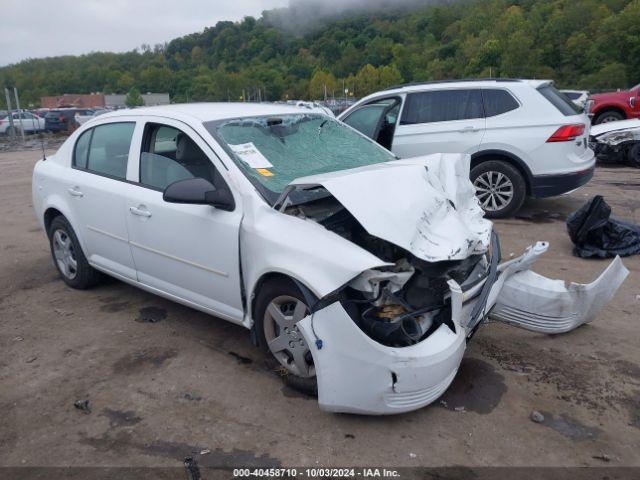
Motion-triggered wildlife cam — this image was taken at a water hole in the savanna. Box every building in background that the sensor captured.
[40,93,170,109]
[41,94,105,109]
[104,93,170,108]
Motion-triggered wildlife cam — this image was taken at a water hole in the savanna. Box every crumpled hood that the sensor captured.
[591,119,640,137]
[288,153,492,262]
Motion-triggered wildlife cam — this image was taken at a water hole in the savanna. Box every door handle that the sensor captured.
[459,126,479,133]
[67,187,83,197]
[129,206,152,218]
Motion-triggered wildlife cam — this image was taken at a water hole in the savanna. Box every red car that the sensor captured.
[589,83,640,124]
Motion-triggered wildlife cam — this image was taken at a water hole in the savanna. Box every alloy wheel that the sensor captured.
[52,229,78,280]
[263,295,314,378]
[474,171,514,212]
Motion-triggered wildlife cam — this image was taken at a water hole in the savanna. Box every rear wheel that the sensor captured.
[628,144,640,168]
[254,278,317,395]
[594,110,624,124]
[48,216,102,289]
[471,160,526,218]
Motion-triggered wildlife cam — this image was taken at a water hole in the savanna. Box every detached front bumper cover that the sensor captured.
[297,243,628,415]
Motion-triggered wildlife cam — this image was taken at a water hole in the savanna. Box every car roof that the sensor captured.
[379,78,551,95]
[96,102,318,123]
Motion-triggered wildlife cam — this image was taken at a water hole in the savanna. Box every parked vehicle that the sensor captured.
[589,83,640,124]
[0,110,45,135]
[45,109,80,133]
[32,104,627,414]
[74,109,96,125]
[589,119,640,168]
[338,79,595,218]
[74,108,109,125]
[560,89,590,110]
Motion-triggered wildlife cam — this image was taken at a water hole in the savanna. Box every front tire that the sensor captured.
[471,160,526,218]
[48,216,102,289]
[254,277,317,395]
[594,110,624,124]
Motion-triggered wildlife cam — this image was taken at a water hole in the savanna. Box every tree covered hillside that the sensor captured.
[1,0,639,107]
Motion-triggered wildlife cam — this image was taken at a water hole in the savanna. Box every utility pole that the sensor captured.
[13,87,25,143]
[4,87,16,141]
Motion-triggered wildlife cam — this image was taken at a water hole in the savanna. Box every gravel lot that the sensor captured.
[0,148,639,470]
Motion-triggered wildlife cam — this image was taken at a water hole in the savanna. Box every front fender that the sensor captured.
[240,201,389,327]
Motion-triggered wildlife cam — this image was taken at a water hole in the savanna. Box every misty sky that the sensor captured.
[0,0,290,67]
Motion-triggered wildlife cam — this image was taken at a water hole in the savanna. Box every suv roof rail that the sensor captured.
[382,78,523,91]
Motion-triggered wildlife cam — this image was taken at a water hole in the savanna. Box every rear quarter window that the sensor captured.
[482,89,520,117]
[538,85,582,116]
[73,129,92,169]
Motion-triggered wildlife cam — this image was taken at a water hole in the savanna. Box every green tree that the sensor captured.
[125,87,144,107]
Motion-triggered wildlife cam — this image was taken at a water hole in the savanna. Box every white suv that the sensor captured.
[339,79,595,217]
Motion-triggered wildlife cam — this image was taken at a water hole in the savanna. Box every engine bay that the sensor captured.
[285,192,490,347]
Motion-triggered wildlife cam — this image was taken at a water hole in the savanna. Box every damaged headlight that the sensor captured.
[337,237,495,348]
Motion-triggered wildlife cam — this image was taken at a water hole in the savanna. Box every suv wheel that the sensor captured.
[595,110,624,124]
[471,161,526,218]
[254,277,317,395]
[48,216,102,289]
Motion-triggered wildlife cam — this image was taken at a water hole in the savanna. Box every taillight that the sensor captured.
[58,115,65,122]
[547,124,585,142]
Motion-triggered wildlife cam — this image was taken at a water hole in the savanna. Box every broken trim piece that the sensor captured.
[490,256,629,334]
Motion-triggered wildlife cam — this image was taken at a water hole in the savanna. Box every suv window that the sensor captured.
[344,104,389,139]
[401,89,483,125]
[537,85,581,116]
[342,97,401,150]
[139,123,217,191]
[482,89,520,117]
[75,123,135,179]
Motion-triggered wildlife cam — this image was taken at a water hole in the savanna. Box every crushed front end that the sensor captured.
[279,154,628,414]
[297,239,627,415]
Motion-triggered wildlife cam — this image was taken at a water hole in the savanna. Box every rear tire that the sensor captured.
[254,277,317,396]
[628,144,640,168]
[47,216,102,289]
[594,110,624,125]
[471,160,526,218]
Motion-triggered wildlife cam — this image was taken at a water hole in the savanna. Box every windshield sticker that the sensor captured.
[229,142,274,169]
[256,168,274,177]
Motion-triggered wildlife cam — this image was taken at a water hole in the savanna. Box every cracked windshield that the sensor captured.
[208,114,395,197]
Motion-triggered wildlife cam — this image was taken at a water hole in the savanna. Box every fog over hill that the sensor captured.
[264,0,458,34]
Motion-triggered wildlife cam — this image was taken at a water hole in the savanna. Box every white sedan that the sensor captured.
[32,104,628,414]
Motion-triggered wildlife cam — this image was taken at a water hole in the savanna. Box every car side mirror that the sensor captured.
[163,177,235,211]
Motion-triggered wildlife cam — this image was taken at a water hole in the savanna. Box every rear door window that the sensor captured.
[482,89,520,117]
[400,89,484,125]
[85,123,135,179]
[537,85,582,116]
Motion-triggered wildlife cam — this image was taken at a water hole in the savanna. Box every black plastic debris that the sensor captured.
[184,456,201,480]
[566,196,640,258]
[73,399,91,414]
